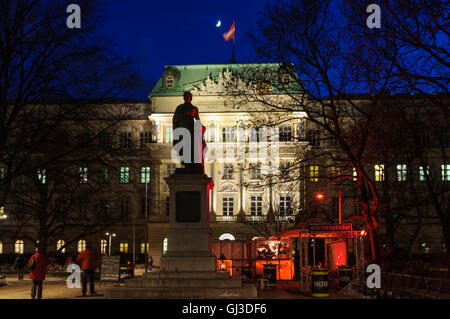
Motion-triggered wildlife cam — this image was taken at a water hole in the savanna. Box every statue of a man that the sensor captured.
[172,91,206,170]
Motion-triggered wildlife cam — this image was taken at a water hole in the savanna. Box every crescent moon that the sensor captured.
[216,20,221,27]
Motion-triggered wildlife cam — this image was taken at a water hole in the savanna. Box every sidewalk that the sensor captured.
[0,274,362,299]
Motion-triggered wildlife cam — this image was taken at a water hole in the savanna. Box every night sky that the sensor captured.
[97,0,273,100]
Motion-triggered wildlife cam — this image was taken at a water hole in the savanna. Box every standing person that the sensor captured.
[13,254,26,280]
[28,248,49,299]
[76,242,99,297]
[148,255,153,271]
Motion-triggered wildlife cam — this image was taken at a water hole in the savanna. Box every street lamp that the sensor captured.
[0,214,7,220]
[315,189,342,224]
[105,232,116,256]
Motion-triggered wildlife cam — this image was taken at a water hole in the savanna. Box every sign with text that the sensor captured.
[308,224,352,232]
[100,255,120,281]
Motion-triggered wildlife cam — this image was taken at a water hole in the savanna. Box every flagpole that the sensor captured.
[231,20,236,64]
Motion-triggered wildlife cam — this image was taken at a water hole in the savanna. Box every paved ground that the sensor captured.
[0,271,360,299]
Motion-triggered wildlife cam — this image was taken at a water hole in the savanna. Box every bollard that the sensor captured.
[311,268,329,298]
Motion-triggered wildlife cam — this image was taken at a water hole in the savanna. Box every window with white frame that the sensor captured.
[280,196,292,215]
[374,164,384,182]
[397,164,407,182]
[222,196,234,216]
[279,126,292,142]
[223,164,234,179]
[15,240,24,254]
[250,196,263,216]
[442,164,450,181]
[222,127,235,142]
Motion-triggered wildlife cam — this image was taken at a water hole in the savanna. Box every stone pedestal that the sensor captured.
[105,167,256,298]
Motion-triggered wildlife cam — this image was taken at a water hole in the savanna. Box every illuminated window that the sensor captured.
[331,166,341,178]
[309,166,319,182]
[163,238,168,255]
[79,167,88,183]
[102,168,109,183]
[15,240,24,254]
[56,240,65,253]
[0,241,3,254]
[222,127,235,143]
[120,241,128,254]
[77,240,86,253]
[250,196,263,216]
[141,167,151,184]
[374,164,384,182]
[222,196,234,216]
[37,169,46,184]
[442,164,450,181]
[0,167,5,179]
[208,122,216,142]
[140,243,149,254]
[353,168,358,181]
[396,164,407,182]
[120,167,130,184]
[419,165,430,182]
[165,127,173,143]
[219,233,235,241]
[101,240,107,254]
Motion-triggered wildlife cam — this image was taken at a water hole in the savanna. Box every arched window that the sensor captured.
[77,240,86,253]
[218,233,235,241]
[15,240,24,254]
[163,238,168,255]
[57,240,65,253]
[120,241,128,254]
[100,240,107,255]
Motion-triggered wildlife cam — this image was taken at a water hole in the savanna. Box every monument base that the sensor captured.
[104,271,257,298]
